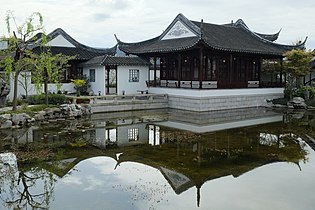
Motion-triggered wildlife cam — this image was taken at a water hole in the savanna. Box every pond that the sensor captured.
[1,107,315,210]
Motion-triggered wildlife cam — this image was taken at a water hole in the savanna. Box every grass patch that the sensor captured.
[5,104,56,117]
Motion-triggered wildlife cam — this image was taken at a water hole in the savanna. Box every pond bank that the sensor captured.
[0,104,91,129]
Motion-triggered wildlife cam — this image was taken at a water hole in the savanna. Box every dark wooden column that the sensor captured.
[199,47,204,89]
[153,56,157,86]
[280,58,283,86]
[178,54,181,87]
[229,54,233,88]
[106,66,110,94]
[115,65,118,94]
[259,57,262,87]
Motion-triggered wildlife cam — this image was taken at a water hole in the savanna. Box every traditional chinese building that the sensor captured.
[32,28,116,83]
[117,13,307,111]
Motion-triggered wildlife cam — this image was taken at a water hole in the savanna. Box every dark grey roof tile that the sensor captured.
[102,56,149,66]
[118,14,305,56]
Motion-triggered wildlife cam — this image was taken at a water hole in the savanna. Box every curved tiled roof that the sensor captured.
[102,56,149,66]
[224,20,281,42]
[254,30,281,42]
[118,36,200,54]
[193,21,305,55]
[31,28,116,60]
[32,46,116,60]
[83,55,148,66]
[118,13,306,56]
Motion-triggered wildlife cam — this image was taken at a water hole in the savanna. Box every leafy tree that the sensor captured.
[0,11,44,111]
[0,11,72,108]
[18,72,32,99]
[30,36,73,105]
[283,49,313,99]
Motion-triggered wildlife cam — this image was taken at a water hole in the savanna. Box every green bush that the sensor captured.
[272,97,289,105]
[306,99,315,107]
[293,86,315,99]
[27,94,66,105]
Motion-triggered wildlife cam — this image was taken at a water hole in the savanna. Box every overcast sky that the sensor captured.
[1,0,314,50]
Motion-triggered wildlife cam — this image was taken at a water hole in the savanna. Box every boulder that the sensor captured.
[0,114,12,128]
[288,97,307,109]
[45,107,61,115]
[0,78,10,108]
[34,111,46,121]
[0,120,12,129]
[0,114,11,121]
[11,113,31,125]
[81,105,93,115]
[59,104,84,117]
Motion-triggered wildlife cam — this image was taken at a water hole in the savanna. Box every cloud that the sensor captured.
[0,0,314,49]
[92,13,111,22]
[112,0,132,9]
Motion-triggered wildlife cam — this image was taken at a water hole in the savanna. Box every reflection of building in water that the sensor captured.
[89,123,150,149]
[160,167,194,194]
[3,108,312,208]
[157,107,283,133]
[149,125,161,146]
[37,114,308,207]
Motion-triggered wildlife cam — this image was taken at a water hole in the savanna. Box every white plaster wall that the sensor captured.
[148,87,284,111]
[162,21,197,40]
[117,66,149,95]
[46,35,75,47]
[149,87,284,97]
[83,65,106,96]
[7,72,76,101]
[117,124,149,146]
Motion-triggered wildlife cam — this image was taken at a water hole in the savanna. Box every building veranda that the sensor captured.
[114,13,307,111]
[118,14,306,90]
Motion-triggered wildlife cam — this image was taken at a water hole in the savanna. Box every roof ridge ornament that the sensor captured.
[200,19,204,39]
[114,34,121,43]
[234,19,248,29]
[160,13,200,40]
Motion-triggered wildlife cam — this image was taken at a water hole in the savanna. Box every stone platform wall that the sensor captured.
[90,99,168,113]
[149,87,284,112]
[168,93,282,111]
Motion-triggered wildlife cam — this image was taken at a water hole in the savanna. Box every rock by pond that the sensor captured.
[0,78,10,108]
[0,104,92,129]
[287,97,307,109]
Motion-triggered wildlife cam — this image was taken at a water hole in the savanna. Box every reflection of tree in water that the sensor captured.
[112,177,171,210]
[0,167,56,209]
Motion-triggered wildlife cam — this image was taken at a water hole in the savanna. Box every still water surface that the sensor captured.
[1,108,315,210]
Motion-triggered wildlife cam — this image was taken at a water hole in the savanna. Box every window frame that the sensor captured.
[89,69,95,82]
[129,69,140,82]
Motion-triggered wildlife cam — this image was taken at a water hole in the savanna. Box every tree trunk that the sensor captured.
[296,76,304,88]
[44,79,48,105]
[44,70,48,105]
[12,72,19,111]
[12,52,23,111]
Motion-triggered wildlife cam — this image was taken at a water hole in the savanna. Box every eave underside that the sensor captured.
[119,38,292,57]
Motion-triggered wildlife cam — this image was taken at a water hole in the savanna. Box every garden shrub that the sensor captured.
[293,86,315,99]
[272,97,289,105]
[306,99,315,107]
[27,94,66,105]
